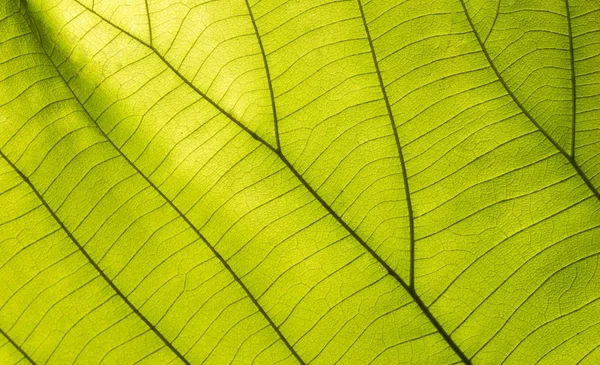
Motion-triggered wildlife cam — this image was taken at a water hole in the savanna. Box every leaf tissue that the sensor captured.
[0,0,599,363]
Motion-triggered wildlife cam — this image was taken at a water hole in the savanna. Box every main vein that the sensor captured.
[458,0,600,201]
[25,5,304,363]
[241,4,466,362]
[63,2,476,363]
[0,325,36,364]
[0,150,190,364]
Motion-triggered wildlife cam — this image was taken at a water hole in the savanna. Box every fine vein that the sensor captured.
[483,0,501,44]
[242,3,468,362]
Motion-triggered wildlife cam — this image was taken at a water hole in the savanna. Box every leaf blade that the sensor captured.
[1,0,600,363]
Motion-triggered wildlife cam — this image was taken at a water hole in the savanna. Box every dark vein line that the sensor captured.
[144,0,152,45]
[0,151,189,364]
[64,70,306,365]
[64,1,280,153]
[6,12,190,363]
[278,148,471,365]
[565,0,576,158]
[539,321,600,364]
[0,326,35,364]
[154,50,280,150]
[356,2,470,364]
[356,0,415,287]
[501,296,600,364]
[244,0,280,151]
[68,0,267,152]
[577,342,600,364]
[483,0,501,44]
[24,9,303,363]
[62,4,473,363]
[458,0,600,202]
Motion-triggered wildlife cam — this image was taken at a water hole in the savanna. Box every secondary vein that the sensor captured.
[0,150,190,365]
[0,325,36,364]
[23,6,304,363]
[244,0,280,151]
[60,3,474,363]
[355,1,471,363]
[355,0,416,288]
[144,0,153,46]
[565,0,577,158]
[458,0,600,202]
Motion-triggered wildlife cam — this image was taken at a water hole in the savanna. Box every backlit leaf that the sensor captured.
[1,0,599,363]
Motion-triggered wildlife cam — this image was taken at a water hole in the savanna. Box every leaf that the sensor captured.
[0,0,599,363]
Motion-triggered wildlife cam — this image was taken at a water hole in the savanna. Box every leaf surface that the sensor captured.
[0,0,599,364]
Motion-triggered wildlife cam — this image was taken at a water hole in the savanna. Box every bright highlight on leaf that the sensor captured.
[0,0,599,363]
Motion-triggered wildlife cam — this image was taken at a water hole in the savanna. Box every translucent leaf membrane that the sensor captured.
[362,0,600,363]
[1,0,600,363]
[147,0,276,146]
[570,1,600,190]
[81,0,151,44]
[249,0,412,281]
[470,0,574,152]
[0,6,293,364]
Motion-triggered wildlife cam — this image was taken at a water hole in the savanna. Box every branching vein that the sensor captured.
[458,0,600,201]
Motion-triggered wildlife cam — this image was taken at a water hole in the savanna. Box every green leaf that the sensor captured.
[1,0,599,363]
